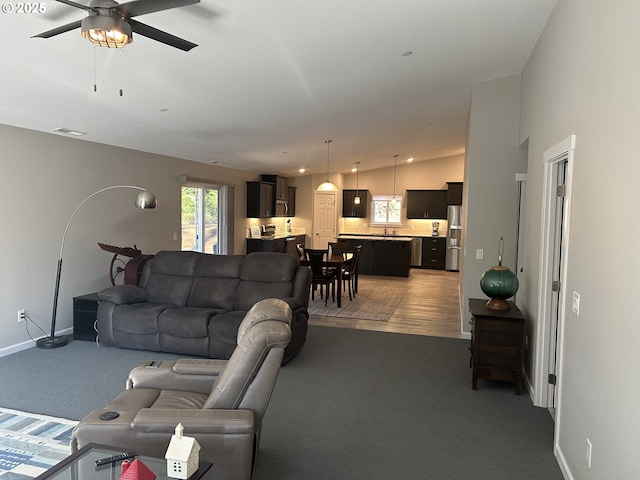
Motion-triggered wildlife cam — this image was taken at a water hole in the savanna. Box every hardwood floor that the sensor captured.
[308,268,463,339]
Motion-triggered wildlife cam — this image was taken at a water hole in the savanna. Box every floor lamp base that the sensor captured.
[36,336,70,349]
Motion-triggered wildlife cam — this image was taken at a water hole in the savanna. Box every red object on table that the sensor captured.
[119,459,156,480]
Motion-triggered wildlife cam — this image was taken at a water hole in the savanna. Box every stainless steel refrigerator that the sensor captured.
[445,205,462,271]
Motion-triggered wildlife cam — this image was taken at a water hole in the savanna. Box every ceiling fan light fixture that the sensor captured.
[81,15,132,48]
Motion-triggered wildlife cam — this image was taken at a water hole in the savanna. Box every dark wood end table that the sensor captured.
[469,298,526,395]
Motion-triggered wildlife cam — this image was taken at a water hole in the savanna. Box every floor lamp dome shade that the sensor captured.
[479,237,519,311]
[317,139,338,192]
[37,185,157,349]
[135,190,158,209]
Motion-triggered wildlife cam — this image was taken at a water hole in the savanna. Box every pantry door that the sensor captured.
[313,192,337,249]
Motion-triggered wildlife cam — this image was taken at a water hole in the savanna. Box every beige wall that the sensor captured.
[0,124,255,351]
[517,0,640,477]
[337,155,464,235]
[462,75,527,334]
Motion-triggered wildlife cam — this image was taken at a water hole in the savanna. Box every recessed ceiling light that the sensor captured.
[402,51,413,56]
[298,168,306,173]
[351,167,357,172]
[407,157,414,162]
[51,127,87,136]
[159,108,168,112]
[208,160,222,165]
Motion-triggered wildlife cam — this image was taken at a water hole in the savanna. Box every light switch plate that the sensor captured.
[476,249,483,260]
[572,291,580,315]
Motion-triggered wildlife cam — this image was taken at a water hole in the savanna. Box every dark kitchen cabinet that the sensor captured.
[261,175,293,217]
[287,186,297,217]
[422,236,446,269]
[261,175,288,201]
[246,234,305,255]
[342,189,369,218]
[447,182,463,205]
[246,181,274,218]
[337,237,410,277]
[371,240,411,277]
[406,190,447,219]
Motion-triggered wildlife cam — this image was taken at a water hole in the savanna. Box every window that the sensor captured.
[181,185,230,254]
[372,195,402,225]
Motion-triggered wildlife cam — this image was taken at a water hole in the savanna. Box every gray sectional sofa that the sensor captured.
[96,250,312,363]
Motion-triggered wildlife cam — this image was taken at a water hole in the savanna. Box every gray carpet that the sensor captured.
[0,327,564,479]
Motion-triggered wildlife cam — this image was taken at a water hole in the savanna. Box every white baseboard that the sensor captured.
[0,328,73,358]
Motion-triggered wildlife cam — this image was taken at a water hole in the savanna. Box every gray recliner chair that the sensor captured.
[71,298,292,480]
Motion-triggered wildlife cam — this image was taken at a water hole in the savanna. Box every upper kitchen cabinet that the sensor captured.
[447,182,463,205]
[246,181,274,218]
[287,186,297,217]
[406,190,447,219]
[259,174,294,217]
[261,175,288,201]
[342,189,370,218]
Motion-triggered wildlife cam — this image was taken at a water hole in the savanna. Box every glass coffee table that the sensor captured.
[33,443,212,480]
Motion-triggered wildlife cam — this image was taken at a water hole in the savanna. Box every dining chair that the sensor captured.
[305,248,336,306]
[328,241,349,260]
[295,243,305,261]
[342,244,362,301]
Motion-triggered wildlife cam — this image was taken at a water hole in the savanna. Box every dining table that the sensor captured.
[300,252,353,308]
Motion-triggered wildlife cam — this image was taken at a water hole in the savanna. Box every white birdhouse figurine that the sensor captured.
[165,423,201,479]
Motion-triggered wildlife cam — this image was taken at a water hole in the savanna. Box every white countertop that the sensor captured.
[338,235,414,241]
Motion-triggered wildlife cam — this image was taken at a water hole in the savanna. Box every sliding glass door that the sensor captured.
[181,186,223,254]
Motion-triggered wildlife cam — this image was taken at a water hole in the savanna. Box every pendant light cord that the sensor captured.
[393,154,398,200]
[325,139,332,181]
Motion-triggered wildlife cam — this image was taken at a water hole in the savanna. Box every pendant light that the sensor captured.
[317,139,338,191]
[354,161,361,204]
[390,154,399,206]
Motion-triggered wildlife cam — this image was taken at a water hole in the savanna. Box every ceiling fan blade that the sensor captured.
[129,19,197,51]
[54,0,94,12]
[32,19,82,38]
[116,0,200,18]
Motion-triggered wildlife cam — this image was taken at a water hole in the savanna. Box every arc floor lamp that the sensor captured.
[37,185,157,349]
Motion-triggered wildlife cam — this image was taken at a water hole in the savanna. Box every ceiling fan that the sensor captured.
[32,0,200,51]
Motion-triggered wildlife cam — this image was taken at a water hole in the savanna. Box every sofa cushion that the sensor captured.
[158,307,220,338]
[99,285,148,304]
[234,253,297,311]
[142,251,198,306]
[187,255,244,310]
[112,304,171,334]
[207,311,246,359]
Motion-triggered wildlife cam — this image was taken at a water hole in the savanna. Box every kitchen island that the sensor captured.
[338,235,412,277]
[246,233,305,256]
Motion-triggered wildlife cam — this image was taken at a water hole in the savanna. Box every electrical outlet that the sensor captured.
[17,309,25,323]
[586,438,592,468]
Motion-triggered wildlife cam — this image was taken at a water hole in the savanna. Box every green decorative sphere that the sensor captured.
[480,265,519,310]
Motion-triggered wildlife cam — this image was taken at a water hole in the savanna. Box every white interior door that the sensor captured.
[547,159,568,409]
[514,174,527,302]
[535,134,574,411]
[313,192,337,248]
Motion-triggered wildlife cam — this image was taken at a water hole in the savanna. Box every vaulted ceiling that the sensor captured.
[2,0,556,175]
